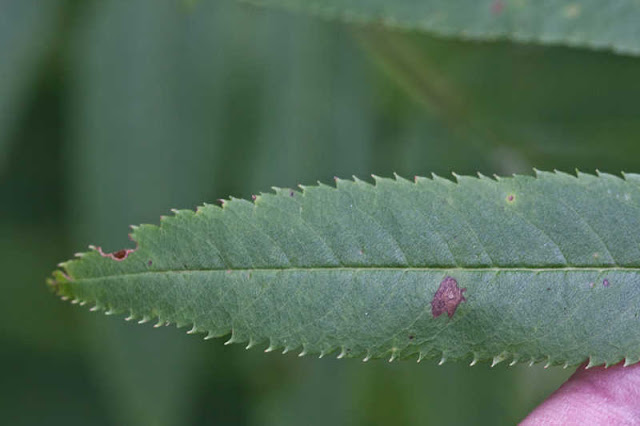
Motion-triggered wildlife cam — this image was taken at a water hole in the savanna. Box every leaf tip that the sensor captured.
[298,346,308,357]
[491,353,507,367]
[388,347,399,362]
[265,340,277,353]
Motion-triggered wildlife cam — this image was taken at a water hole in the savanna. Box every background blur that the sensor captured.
[3,0,640,424]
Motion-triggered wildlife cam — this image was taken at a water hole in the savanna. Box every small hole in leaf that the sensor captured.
[112,250,127,260]
[95,246,135,261]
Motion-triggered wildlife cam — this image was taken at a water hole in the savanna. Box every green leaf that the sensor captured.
[355,28,640,174]
[49,171,640,368]
[239,0,640,55]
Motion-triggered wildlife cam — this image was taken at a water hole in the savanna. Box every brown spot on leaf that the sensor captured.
[94,246,135,261]
[112,250,128,260]
[431,276,467,318]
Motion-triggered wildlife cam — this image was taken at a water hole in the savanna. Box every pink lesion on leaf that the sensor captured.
[491,0,504,15]
[91,245,136,261]
[431,276,467,318]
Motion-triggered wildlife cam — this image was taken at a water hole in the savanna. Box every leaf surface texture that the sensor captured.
[51,172,640,367]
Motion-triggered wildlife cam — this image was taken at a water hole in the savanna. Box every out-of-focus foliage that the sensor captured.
[0,0,65,169]
[3,0,639,424]
[241,0,640,55]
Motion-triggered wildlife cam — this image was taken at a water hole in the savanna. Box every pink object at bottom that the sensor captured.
[521,361,640,425]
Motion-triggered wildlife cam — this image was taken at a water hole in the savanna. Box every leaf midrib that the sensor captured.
[70,265,639,283]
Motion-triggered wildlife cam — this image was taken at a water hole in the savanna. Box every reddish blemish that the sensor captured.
[431,276,467,318]
[94,246,135,261]
[491,0,504,15]
[251,195,257,201]
[507,194,515,202]
[603,279,610,287]
[147,260,153,266]
[112,250,127,260]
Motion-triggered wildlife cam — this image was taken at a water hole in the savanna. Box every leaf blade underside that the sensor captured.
[237,0,640,56]
[50,171,640,367]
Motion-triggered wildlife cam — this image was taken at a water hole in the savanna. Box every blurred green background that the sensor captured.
[3,0,640,424]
